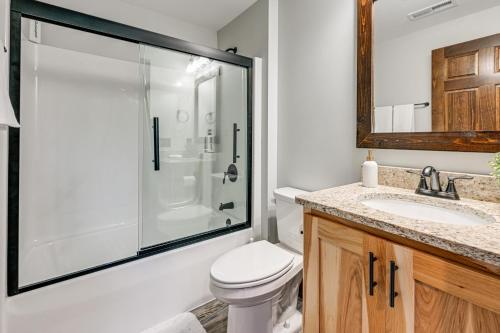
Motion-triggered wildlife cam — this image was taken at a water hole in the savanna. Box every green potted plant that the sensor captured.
[490,153,500,184]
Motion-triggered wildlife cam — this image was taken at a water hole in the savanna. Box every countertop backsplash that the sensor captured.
[378,165,500,204]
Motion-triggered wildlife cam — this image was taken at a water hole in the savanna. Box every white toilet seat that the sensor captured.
[210,240,295,289]
[211,260,294,289]
[210,243,303,307]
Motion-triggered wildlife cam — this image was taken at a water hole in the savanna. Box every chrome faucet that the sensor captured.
[422,166,442,192]
[407,166,473,200]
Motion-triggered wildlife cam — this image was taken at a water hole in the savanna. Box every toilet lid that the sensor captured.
[210,240,295,285]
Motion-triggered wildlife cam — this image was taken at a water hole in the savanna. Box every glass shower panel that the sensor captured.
[140,45,248,248]
[18,19,140,287]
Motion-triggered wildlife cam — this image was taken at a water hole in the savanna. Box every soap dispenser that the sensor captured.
[362,150,378,188]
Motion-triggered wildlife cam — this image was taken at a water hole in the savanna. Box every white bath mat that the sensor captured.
[141,312,207,333]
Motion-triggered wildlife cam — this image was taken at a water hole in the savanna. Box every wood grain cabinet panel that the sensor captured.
[304,213,500,333]
[385,243,414,333]
[388,245,500,332]
[304,215,386,333]
[414,282,469,333]
[319,239,364,332]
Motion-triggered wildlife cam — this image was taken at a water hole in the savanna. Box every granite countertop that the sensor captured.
[296,183,500,268]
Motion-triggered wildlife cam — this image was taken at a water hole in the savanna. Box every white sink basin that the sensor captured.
[361,198,492,226]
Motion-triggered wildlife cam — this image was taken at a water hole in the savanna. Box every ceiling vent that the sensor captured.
[407,0,458,21]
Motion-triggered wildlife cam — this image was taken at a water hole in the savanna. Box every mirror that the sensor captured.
[374,0,500,133]
[196,73,218,150]
[357,0,500,152]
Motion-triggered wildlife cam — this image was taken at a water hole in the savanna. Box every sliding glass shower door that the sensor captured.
[140,45,249,249]
[12,15,251,292]
[17,19,141,287]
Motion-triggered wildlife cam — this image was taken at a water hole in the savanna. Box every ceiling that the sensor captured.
[375,0,500,42]
[120,0,258,31]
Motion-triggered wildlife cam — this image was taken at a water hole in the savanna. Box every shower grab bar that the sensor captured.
[233,123,240,163]
[153,117,160,171]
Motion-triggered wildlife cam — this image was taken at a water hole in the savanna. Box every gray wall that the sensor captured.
[278,0,494,194]
[218,0,271,238]
[278,0,363,191]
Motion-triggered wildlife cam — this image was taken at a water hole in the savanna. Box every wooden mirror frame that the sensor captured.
[356,0,500,153]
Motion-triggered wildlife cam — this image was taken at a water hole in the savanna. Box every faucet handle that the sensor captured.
[407,169,428,190]
[445,175,473,198]
[447,175,474,182]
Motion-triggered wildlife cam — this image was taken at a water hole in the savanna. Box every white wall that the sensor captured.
[0,2,255,333]
[375,5,500,132]
[1,0,11,330]
[277,0,495,192]
[278,0,364,191]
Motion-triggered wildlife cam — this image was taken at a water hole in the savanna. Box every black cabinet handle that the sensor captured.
[153,117,160,171]
[389,260,399,307]
[369,252,378,296]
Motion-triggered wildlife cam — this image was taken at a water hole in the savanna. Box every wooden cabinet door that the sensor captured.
[385,243,414,333]
[432,33,500,131]
[386,241,500,333]
[303,215,386,333]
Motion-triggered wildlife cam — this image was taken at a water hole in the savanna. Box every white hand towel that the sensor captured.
[393,104,415,132]
[0,50,20,127]
[374,106,393,133]
[141,313,206,333]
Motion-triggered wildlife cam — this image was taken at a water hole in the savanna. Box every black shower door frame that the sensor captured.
[7,0,253,296]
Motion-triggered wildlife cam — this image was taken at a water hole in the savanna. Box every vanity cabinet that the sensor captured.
[303,213,500,333]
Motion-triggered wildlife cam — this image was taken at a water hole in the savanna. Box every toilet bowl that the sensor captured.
[209,187,308,333]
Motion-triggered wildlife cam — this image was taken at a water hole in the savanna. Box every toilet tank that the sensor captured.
[274,187,309,254]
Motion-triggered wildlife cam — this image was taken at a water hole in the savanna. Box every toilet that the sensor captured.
[210,187,308,333]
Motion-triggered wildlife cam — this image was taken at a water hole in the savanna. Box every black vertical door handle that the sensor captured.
[389,260,399,307]
[369,252,378,296]
[232,123,240,163]
[153,117,160,171]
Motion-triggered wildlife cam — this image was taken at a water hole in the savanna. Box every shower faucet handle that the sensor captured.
[223,164,238,184]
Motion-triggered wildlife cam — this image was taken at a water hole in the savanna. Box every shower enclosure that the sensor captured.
[7,1,252,295]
